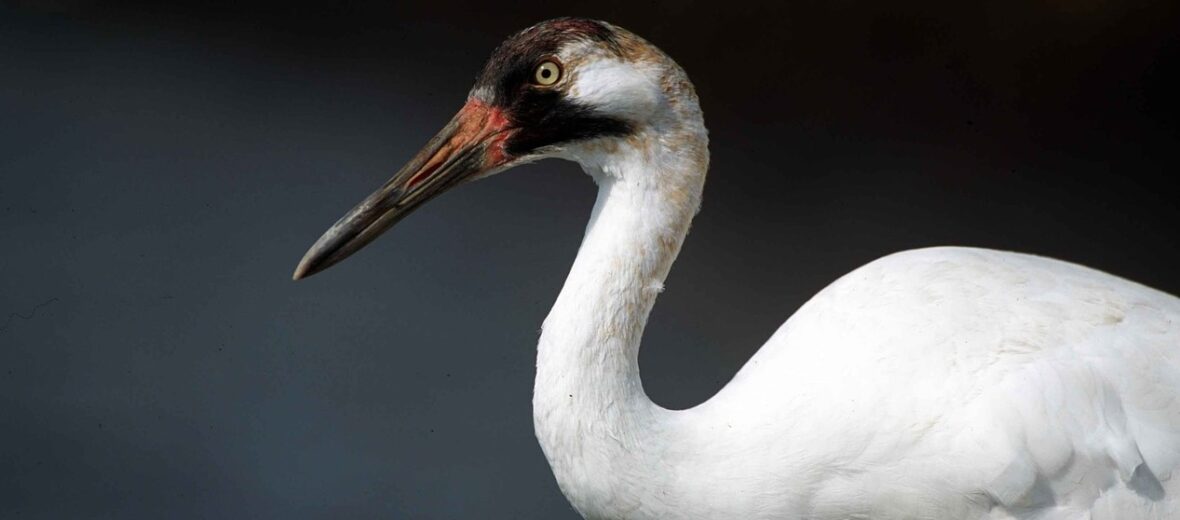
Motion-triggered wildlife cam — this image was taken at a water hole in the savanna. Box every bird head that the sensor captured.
[293,18,702,280]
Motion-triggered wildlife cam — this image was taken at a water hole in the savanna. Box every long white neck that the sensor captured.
[533,107,708,516]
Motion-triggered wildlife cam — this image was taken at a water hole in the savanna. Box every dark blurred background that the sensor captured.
[1,0,1178,518]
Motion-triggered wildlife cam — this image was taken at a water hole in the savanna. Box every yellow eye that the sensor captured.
[534,61,562,86]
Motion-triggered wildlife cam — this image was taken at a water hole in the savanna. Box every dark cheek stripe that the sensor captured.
[505,100,633,156]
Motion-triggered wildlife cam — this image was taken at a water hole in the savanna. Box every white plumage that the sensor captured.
[532,158,1180,519]
[296,18,1180,519]
[681,247,1180,518]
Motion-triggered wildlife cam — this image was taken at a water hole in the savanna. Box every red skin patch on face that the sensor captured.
[405,100,514,190]
[480,104,513,168]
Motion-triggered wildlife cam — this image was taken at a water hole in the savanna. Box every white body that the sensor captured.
[690,247,1180,519]
[536,178,1180,519]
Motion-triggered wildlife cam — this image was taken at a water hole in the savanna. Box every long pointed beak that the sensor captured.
[293,101,514,280]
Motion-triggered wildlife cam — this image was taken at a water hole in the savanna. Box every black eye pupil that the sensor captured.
[541,69,551,78]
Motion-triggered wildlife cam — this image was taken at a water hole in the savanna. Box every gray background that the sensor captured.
[2,1,1178,518]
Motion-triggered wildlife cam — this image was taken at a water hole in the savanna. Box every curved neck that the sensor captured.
[534,173,693,414]
[533,116,707,514]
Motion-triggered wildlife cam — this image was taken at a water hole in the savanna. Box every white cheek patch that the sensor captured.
[568,59,662,122]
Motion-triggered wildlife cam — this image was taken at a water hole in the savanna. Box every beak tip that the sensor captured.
[292,250,326,281]
[291,263,311,282]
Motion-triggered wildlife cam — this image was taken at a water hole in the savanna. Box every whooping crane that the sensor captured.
[294,18,1180,519]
